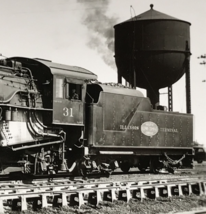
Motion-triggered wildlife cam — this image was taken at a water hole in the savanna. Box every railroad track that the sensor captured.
[0,175,205,213]
[176,209,206,214]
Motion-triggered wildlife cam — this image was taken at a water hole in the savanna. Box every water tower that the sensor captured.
[114,4,191,113]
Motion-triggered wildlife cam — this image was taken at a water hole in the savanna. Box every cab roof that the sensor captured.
[8,57,97,80]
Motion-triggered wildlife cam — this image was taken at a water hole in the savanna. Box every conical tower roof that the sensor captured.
[115,4,190,26]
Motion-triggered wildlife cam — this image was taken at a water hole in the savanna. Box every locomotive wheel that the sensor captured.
[78,168,87,176]
[137,164,146,172]
[167,166,175,174]
[120,163,130,173]
[76,160,87,176]
[197,160,203,164]
[149,158,161,174]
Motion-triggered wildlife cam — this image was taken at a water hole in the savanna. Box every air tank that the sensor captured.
[114,4,191,111]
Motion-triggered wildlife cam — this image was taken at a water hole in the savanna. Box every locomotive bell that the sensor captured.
[114,4,191,110]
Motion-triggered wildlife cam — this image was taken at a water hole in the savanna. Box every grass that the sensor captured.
[5,195,206,214]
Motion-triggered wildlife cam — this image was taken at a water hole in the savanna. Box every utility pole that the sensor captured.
[198,54,206,82]
[198,54,206,65]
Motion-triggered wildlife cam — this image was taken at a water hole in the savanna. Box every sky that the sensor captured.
[0,0,206,147]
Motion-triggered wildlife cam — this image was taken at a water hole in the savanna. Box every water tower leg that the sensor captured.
[118,73,122,84]
[185,57,191,113]
[133,69,136,89]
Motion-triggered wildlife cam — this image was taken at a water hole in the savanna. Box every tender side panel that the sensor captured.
[89,92,193,148]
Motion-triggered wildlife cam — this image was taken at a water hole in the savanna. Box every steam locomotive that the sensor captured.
[0,57,193,176]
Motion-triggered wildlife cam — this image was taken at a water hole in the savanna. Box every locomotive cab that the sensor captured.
[52,76,85,126]
[6,57,97,126]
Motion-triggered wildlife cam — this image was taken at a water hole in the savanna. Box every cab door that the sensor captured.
[52,76,85,126]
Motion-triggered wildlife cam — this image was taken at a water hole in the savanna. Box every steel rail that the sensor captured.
[175,209,206,214]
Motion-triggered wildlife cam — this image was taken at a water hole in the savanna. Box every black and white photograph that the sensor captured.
[0,0,205,213]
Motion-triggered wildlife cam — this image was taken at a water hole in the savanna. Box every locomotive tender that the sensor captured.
[0,57,193,175]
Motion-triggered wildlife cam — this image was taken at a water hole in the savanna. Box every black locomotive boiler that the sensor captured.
[0,57,193,175]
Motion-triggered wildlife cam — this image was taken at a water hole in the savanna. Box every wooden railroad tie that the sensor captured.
[0,180,205,213]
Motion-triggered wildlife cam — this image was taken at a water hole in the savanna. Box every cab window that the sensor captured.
[65,83,82,100]
[55,78,64,98]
